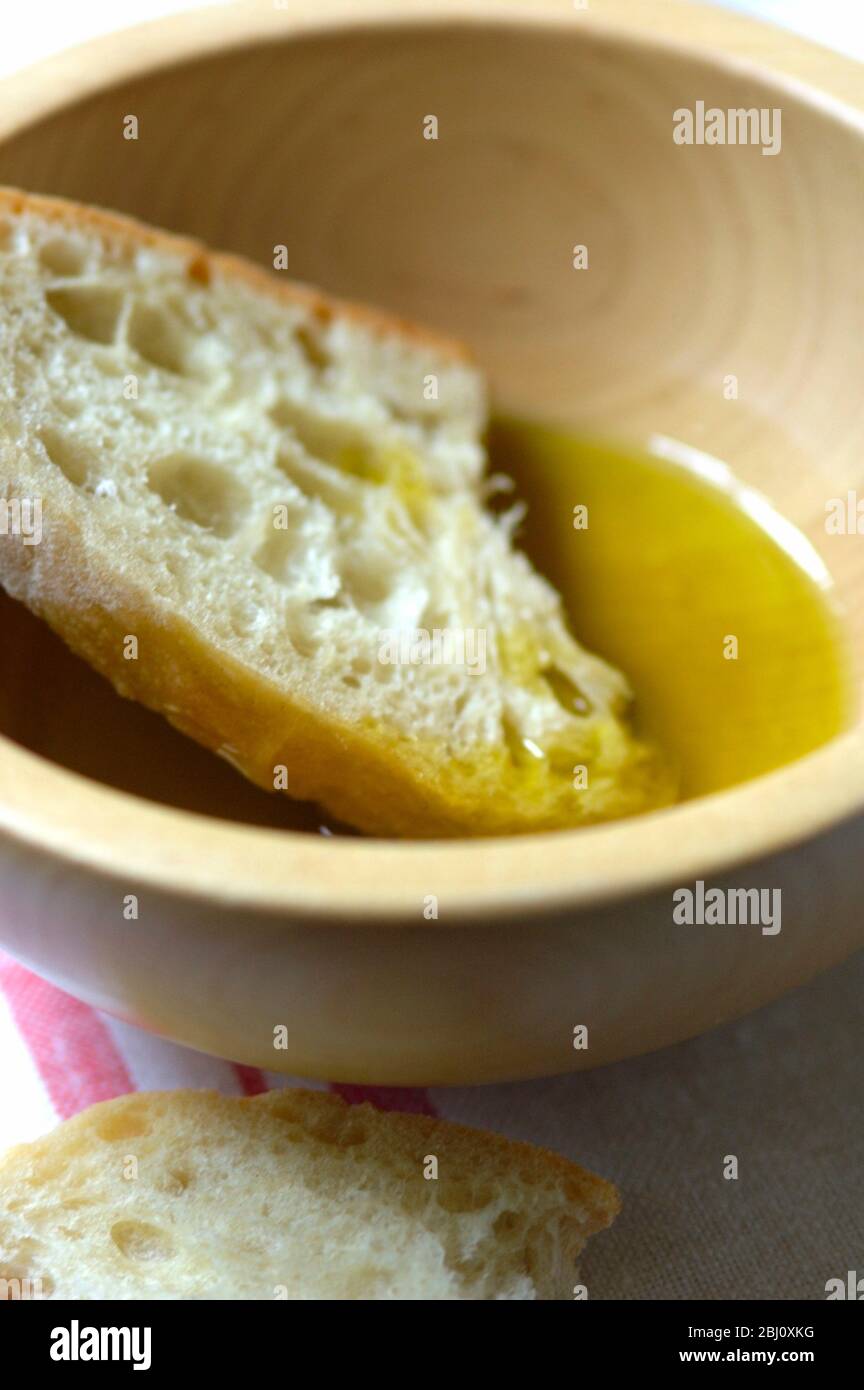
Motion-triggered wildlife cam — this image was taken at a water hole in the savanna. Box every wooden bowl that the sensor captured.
[1,0,863,1083]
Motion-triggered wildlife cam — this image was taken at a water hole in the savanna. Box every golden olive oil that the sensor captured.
[489,418,851,800]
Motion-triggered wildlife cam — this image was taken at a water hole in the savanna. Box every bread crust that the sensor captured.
[250,1088,621,1231]
[0,1088,620,1231]
[0,186,472,362]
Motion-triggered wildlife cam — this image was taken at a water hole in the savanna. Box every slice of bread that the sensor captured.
[0,187,671,836]
[0,1089,619,1300]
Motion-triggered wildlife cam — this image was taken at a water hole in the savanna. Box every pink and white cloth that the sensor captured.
[0,951,436,1150]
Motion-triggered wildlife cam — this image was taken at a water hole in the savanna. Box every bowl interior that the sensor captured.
[1,11,863,908]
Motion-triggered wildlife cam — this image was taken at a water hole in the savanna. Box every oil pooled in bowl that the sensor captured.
[0,419,850,829]
[491,418,851,800]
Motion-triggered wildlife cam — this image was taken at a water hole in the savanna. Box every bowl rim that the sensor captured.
[0,730,863,922]
[1,0,863,924]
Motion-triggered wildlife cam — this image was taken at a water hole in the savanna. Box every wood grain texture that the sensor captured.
[0,0,863,1080]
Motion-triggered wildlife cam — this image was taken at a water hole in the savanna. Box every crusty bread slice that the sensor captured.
[0,1088,619,1300]
[0,187,671,836]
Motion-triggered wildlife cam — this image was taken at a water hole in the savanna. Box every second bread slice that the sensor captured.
[0,1089,619,1300]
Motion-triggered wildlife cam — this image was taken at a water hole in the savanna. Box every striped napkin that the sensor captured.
[0,951,436,1153]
